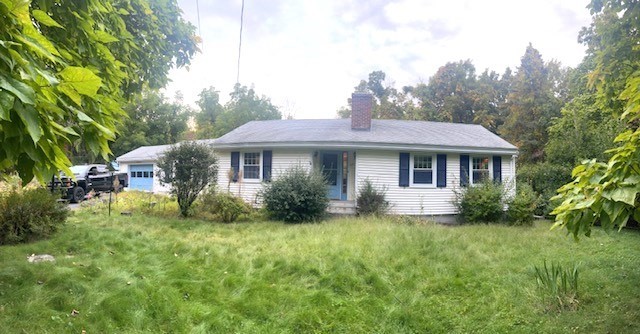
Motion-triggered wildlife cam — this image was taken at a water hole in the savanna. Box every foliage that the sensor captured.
[199,189,250,223]
[194,87,225,139]
[0,188,68,244]
[546,94,623,167]
[262,166,329,223]
[517,162,572,216]
[209,83,282,137]
[0,0,197,183]
[499,44,565,163]
[506,183,537,226]
[534,261,580,312]
[552,0,640,237]
[454,181,504,224]
[157,142,218,217]
[111,89,190,157]
[356,179,389,216]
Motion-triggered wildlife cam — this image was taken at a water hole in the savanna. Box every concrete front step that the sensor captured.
[328,200,356,215]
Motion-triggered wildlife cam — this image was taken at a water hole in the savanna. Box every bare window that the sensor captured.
[472,157,490,183]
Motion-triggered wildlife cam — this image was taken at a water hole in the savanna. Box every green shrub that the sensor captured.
[200,190,250,223]
[262,166,329,223]
[506,183,538,226]
[0,188,68,245]
[454,181,504,224]
[157,141,218,217]
[356,179,389,216]
[534,261,580,311]
[517,162,572,216]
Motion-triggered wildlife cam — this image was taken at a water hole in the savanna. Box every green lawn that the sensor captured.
[1,211,639,333]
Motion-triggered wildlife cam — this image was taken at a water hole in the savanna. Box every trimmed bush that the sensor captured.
[506,183,537,226]
[356,179,389,216]
[262,166,329,223]
[454,181,504,224]
[200,190,250,223]
[0,188,68,244]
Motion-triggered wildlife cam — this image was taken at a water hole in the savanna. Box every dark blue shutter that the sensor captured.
[493,155,502,183]
[231,151,240,182]
[263,150,272,182]
[437,154,447,188]
[399,152,410,187]
[460,154,469,187]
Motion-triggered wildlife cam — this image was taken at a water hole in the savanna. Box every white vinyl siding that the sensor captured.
[356,150,459,215]
[216,149,311,205]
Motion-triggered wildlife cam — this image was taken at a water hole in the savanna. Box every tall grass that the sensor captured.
[0,212,639,333]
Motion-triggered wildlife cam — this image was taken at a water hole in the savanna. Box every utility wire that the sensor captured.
[237,0,245,84]
[196,0,202,50]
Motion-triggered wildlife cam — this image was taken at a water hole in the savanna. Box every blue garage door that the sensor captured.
[129,164,154,191]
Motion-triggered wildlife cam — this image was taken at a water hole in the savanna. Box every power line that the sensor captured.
[196,0,202,50]
[237,0,245,84]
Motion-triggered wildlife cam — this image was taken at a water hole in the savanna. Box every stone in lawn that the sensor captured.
[27,254,55,263]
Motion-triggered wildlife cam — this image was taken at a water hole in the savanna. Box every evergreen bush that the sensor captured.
[261,166,329,223]
[0,188,68,244]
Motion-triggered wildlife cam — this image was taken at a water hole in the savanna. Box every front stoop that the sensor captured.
[328,200,356,215]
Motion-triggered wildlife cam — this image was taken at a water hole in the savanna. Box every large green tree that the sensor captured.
[194,87,224,139]
[111,89,190,157]
[0,0,197,182]
[552,0,640,237]
[499,45,564,163]
[207,84,281,137]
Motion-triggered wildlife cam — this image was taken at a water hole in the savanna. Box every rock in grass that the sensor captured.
[121,211,132,216]
[27,254,55,263]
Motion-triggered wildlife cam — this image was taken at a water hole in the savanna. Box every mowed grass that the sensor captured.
[1,212,639,333]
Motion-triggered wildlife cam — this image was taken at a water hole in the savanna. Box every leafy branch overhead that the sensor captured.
[0,0,198,183]
[552,0,640,237]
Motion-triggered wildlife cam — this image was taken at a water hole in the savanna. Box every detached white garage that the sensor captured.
[116,144,171,193]
[116,140,216,193]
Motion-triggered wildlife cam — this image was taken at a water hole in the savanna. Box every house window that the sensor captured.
[243,152,260,179]
[472,156,490,184]
[413,155,433,184]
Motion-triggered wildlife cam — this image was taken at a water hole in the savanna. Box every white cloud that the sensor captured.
[165,0,591,120]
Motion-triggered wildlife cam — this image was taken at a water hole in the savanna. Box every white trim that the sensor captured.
[470,155,492,185]
[242,151,262,182]
[410,153,437,188]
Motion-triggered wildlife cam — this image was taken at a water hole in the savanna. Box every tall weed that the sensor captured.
[533,260,580,311]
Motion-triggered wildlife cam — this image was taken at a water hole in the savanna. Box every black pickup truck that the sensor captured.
[48,164,128,203]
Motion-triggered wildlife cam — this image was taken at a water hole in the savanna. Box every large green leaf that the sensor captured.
[32,9,64,28]
[0,74,35,105]
[607,186,638,206]
[15,103,42,143]
[0,91,15,120]
[58,66,102,97]
[94,30,119,43]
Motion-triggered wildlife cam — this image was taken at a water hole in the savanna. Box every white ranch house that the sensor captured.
[117,93,518,217]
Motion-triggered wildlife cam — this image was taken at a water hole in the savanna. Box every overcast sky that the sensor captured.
[164,0,592,119]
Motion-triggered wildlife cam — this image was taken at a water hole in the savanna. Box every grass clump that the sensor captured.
[0,188,68,244]
[262,166,329,223]
[356,179,389,216]
[534,260,580,311]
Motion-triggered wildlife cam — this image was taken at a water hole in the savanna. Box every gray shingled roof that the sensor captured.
[116,140,215,163]
[214,119,518,153]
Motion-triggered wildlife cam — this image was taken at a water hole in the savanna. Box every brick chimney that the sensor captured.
[351,92,373,131]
